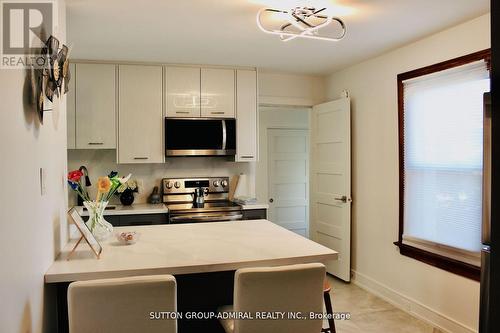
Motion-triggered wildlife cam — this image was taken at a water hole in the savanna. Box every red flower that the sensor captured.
[68,170,83,182]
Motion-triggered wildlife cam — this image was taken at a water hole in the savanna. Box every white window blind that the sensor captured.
[402,60,489,265]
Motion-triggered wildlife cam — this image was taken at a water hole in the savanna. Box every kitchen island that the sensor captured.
[46,220,337,332]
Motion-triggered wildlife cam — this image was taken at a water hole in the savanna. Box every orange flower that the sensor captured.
[97,177,111,193]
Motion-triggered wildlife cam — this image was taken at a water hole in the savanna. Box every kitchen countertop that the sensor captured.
[45,220,337,283]
[76,203,168,217]
[76,203,266,216]
[239,203,269,210]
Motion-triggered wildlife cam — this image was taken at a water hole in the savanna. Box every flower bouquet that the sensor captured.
[68,170,131,240]
[116,179,139,206]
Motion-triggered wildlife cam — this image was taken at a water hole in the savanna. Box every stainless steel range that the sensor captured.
[162,177,242,223]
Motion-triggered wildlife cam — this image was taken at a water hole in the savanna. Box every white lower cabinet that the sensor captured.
[236,70,258,162]
[117,65,164,164]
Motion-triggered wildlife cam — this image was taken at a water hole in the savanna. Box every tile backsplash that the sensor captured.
[67,150,255,206]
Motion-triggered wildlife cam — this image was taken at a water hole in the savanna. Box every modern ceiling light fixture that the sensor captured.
[256,6,346,42]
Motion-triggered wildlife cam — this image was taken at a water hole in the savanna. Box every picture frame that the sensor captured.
[67,207,102,260]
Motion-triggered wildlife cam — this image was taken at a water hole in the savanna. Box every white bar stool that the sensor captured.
[218,263,326,333]
[68,275,177,333]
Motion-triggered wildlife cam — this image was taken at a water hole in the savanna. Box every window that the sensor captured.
[396,50,490,280]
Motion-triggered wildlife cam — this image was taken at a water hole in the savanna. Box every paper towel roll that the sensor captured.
[233,173,249,199]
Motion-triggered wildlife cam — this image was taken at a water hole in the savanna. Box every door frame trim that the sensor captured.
[257,106,312,237]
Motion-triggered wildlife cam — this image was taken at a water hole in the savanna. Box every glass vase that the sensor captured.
[83,201,113,241]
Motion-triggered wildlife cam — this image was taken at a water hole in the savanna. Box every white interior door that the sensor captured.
[311,97,351,281]
[268,129,309,237]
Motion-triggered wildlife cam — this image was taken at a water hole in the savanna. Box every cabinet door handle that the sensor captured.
[211,111,225,115]
[175,111,190,114]
[88,142,104,145]
[240,155,254,159]
[134,157,149,160]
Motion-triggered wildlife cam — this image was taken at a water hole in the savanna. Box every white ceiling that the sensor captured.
[66,0,489,75]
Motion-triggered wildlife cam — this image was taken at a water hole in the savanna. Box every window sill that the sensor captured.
[393,241,480,281]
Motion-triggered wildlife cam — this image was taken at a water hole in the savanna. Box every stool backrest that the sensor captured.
[234,263,325,333]
[68,275,177,333]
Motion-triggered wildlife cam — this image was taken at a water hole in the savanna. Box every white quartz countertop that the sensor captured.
[45,220,337,283]
[240,203,269,210]
[75,203,265,215]
[76,203,168,217]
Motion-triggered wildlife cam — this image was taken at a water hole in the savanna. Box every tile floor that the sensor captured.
[326,275,444,333]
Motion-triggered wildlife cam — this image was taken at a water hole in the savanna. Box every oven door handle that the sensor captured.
[170,214,243,223]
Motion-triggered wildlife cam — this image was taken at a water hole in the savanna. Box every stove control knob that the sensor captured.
[213,180,220,187]
[174,181,181,189]
[165,182,173,189]
[221,180,228,187]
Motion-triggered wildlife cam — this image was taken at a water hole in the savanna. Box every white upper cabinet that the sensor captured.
[118,65,164,164]
[236,70,258,162]
[201,68,235,118]
[69,61,257,160]
[75,63,116,149]
[166,66,201,117]
[67,63,76,149]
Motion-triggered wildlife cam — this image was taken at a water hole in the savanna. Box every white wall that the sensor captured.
[0,1,68,332]
[324,14,490,332]
[258,71,325,106]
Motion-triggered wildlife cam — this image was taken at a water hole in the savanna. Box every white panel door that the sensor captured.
[118,65,164,164]
[311,97,351,281]
[236,70,258,162]
[201,68,235,118]
[75,63,116,149]
[67,63,76,149]
[268,129,309,236]
[165,66,201,117]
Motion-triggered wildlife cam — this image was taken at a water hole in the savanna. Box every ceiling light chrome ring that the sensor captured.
[256,7,346,42]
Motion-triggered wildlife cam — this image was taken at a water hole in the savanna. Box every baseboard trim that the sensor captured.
[350,270,477,333]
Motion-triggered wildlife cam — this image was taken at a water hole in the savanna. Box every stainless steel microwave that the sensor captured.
[165,118,236,157]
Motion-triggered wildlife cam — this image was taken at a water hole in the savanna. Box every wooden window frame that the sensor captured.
[395,49,491,281]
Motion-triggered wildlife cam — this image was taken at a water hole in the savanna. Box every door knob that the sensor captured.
[269,198,274,203]
[334,195,348,203]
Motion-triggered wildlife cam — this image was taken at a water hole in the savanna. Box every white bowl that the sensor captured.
[115,231,140,245]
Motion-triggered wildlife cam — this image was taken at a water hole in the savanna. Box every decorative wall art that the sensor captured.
[31,35,71,124]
